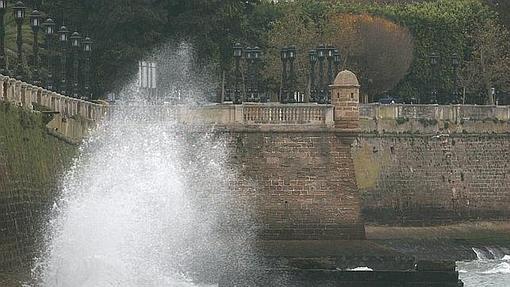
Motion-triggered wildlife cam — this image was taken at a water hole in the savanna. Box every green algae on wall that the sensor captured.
[0,102,76,271]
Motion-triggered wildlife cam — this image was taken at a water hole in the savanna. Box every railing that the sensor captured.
[242,104,332,125]
[360,103,510,122]
[110,103,335,127]
[0,75,108,122]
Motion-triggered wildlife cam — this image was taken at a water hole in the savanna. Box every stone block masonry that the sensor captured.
[227,130,366,240]
[353,134,510,225]
[0,103,76,270]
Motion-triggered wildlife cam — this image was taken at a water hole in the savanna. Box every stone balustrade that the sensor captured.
[0,75,108,122]
[360,103,510,122]
[129,103,335,127]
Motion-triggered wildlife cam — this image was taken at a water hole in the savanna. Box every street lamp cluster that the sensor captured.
[0,1,94,100]
[308,44,340,104]
[229,43,342,105]
[429,52,461,104]
[231,43,263,104]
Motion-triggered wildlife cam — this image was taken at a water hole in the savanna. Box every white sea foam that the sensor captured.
[348,267,373,271]
[502,255,510,261]
[481,262,510,275]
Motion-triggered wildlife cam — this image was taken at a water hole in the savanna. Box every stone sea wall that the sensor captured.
[0,102,76,271]
[353,104,510,225]
[227,130,366,240]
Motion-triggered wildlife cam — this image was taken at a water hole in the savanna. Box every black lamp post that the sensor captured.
[317,44,326,104]
[248,46,262,102]
[451,53,460,104]
[82,36,92,100]
[254,46,264,102]
[280,46,288,103]
[13,1,25,80]
[30,9,42,86]
[245,46,254,102]
[43,18,55,90]
[309,49,317,102]
[326,45,335,85]
[429,52,440,104]
[0,0,8,75]
[287,45,296,103]
[233,43,242,104]
[57,25,68,95]
[333,49,341,76]
[70,31,81,98]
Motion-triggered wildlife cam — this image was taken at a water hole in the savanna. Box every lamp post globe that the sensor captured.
[13,1,25,80]
[0,0,7,75]
[13,1,25,23]
[253,46,261,60]
[429,52,439,66]
[69,31,81,98]
[82,36,92,53]
[233,42,242,58]
[43,18,55,35]
[58,25,68,43]
[70,31,81,48]
[43,18,55,90]
[57,25,68,95]
[29,9,41,31]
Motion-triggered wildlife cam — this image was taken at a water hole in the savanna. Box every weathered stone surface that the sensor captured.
[353,134,510,225]
[0,103,76,270]
[227,131,366,240]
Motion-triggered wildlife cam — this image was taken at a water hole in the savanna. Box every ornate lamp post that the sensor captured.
[252,46,261,102]
[280,46,288,103]
[245,46,254,101]
[0,0,8,75]
[333,49,341,76]
[326,45,335,85]
[82,36,92,100]
[429,52,440,104]
[30,9,42,85]
[287,45,296,103]
[233,43,242,104]
[13,1,26,80]
[451,53,460,104]
[43,18,55,90]
[308,49,317,102]
[317,44,326,104]
[57,25,68,95]
[253,46,267,103]
[70,31,81,98]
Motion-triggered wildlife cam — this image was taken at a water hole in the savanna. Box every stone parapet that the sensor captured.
[0,74,107,122]
[360,103,510,122]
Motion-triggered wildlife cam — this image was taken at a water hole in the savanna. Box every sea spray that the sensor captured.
[30,44,260,286]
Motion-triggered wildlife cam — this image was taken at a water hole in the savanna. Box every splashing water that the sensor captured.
[29,45,259,287]
[458,248,510,286]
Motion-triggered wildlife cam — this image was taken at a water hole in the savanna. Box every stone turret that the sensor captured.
[330,70,360,130]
